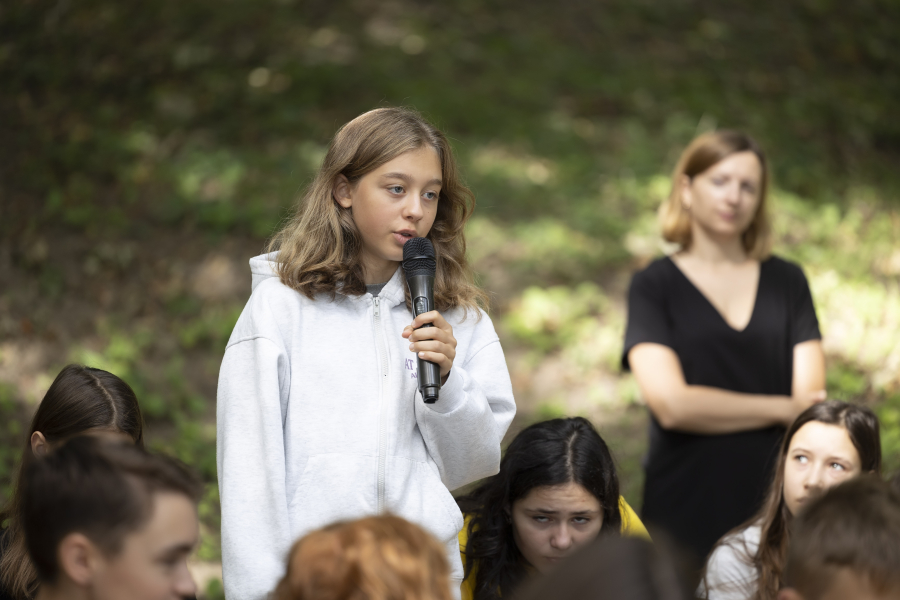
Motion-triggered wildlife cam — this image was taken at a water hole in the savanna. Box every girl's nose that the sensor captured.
[550,524,573,550]
[174,565,197,597]
[403,195,425,221]
[805,463,826,491]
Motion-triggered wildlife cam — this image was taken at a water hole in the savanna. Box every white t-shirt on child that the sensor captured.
[700,524,761,600]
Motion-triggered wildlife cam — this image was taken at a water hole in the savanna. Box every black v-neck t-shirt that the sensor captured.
[622,255,821,561]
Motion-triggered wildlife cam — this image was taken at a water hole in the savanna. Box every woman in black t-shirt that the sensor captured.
[622,131,825,564]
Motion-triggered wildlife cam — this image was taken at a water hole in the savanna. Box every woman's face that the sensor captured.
[681,151,762,242]
[510,482,604,573]
[783,421,863,516]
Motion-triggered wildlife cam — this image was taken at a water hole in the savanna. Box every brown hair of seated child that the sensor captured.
[779,475,900,600]
[511,535,692,600]
[275,514,452,600]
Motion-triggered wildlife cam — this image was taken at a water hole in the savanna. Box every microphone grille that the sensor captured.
[402,237,436,278]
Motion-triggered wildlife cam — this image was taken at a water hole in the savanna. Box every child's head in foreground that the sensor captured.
[22,435,202,600]
[275,514,452,600]
[779,475,900,600]
[1,364,145,599]
[512,536,692,600]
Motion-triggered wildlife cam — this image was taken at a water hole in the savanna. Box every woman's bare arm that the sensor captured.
[628,342,825,434]
[791,339,826,398]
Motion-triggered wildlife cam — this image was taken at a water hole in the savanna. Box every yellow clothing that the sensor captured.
[459,496,649,600]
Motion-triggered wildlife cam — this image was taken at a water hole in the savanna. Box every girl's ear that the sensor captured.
[57,532,101,587]
[333,174,353,208]
[679,175,693,210]
[31,431,49,457]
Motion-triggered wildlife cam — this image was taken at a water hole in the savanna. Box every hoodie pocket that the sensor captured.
[287,453,378,540]
[384,458,465,547]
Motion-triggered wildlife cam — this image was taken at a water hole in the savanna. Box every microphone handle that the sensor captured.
[407,275,441,403]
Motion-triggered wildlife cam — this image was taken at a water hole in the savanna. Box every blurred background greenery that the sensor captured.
[1,0,898,596]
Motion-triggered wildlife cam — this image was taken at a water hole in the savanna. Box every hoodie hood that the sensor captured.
[249,252,280,292]
[248,252,406,306]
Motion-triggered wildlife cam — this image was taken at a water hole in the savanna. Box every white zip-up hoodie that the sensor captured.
[217,253,516,600]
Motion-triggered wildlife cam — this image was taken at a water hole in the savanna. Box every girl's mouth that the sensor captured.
[394,231,416,244]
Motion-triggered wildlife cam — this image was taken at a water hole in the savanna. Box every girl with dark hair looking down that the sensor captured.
[455,417,648,600]
[623,131,826,561]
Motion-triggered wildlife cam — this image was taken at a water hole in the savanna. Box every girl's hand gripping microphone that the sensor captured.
[402,237,441,403]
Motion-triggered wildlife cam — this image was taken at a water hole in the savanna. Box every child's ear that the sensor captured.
[333,174,353,208]
[777,588,804,600]
[31,431,49,457]
[57,532,101,587]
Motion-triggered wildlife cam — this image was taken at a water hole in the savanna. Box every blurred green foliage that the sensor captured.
[504,284,610,354]
[205,578,226,600]
[878,394,900,475]
[3,0,900,239]
[0,385,23,505]
[2,0,900,578]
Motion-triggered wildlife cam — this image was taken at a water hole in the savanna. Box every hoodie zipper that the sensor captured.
[373,297,389,513]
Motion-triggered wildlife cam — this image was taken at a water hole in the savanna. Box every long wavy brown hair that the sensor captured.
[0,365,144,599]
[267,107,487,314]
[701,401,881,600]
[274,514,453,600]
[659,130,772,260]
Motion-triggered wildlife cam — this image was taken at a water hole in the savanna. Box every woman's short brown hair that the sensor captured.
[659,130,772,259]
[275,514,452,600]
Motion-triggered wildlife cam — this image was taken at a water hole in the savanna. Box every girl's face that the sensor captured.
[783,421,862,516]
[680,151,762,242]
[334,146,442,284]
[510,482,604,574]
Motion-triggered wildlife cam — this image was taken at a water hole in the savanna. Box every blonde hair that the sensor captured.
[659,130,772,259]
[274,515,453,600]
[267,107,487,314]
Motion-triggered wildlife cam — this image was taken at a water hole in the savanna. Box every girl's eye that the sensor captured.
[710,176,726,186]
[794,455,809,464]
[572,517,590,525]
[423,191,439,201]
[830,462,846,471]
[533,515,550,523]
[388,185,404,194]
[741,183,757,194]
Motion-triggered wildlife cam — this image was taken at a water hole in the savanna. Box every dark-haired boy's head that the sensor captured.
[778,475,900,600]
[22,435,202,600]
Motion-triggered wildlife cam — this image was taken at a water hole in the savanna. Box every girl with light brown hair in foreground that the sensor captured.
[274,515,453,600]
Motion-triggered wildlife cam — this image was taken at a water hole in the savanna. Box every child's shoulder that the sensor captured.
[247,252,331,309]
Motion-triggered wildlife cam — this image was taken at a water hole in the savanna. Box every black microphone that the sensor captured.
[402,237,441,404]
